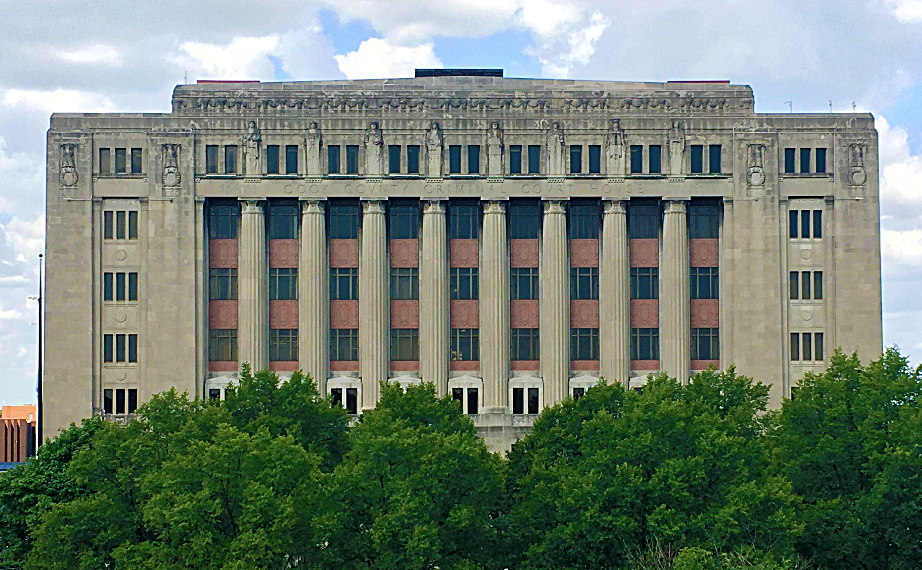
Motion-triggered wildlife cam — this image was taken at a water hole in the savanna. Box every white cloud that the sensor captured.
[1,88,116,115]
[0,309,23,320]
[890,0,922,22]
[335,38,441,79]
[172,36,281,81]
[0,137,43,214]
[531,11,608,78]
[58,44,121,65]
[882,229,922,266]
[0,216,44,262]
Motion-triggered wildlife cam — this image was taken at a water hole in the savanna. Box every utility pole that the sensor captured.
[784,101,793,113]
[37,253,43,448]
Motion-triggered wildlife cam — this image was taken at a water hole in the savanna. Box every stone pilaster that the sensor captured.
[359,200,388,409]
[300,199,328,391]
[420,200,449,395]
[480,200,509,410]
[238,200,267,372]
[661,200,690,383]
[540,200,569,405]
[600,200,630,386]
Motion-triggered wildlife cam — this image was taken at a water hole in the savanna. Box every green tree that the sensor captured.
[768,348,922,569]
[315,382,506,570]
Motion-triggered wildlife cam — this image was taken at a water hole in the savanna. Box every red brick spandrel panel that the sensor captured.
[511,360,539,371]
[510,239,539,268]
[690,299,719,328]
[390,300,419,329]
[330,300,359,329]
[330,361,359,372]
[570,300,599,328]
[630,238,659,267]
[631,360,660,371]
[390,361,420,371]
[450,300,479,328]
[689,238,719,267]
[329,239,358,268]
[450,361,480,371]
[571,360,600,371]
[209,361,238,372]
[209,239,238,268]
[450,239,479,268]
[390,239,419,268]
[510,300,539,328]
[269,239,298,268]
[570,239,599,268]
[630,299,659,328]
[269,300,298,329]
[269,361,299,372]
[209,300,238,329]
[691,360,720,371]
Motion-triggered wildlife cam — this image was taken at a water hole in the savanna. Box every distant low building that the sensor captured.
[1,405,36,462]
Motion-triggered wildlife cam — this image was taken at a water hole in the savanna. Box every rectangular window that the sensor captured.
[115,272,126,301]
[631,267,659,299]
[709,145,722,174]
[790,271,799,300]
[128,211,138,239]
[785,148,796,174]
[511,267,538,300]
[510,145,522,174]
[573,387,585,399]
[208,329,238,361]
[588,145,601,174]
[813,210,822,239]
[104,389,113,414]
[691,328,719,360]
[814,272,823,300]
[628,201,660,239]
[800,210,810,239]
[690,145,703,174]
[116,211,126,239]
[269,329,298,361]
[346,388,358,414]
[509,201,540,239]
[468,145,480,174]
[570,328,600,360]
[388,202,419,239]
[449,145,462,174]
[815,332,824,361]
[450,328,479,361]
[128,334,137,363]
[103,334,113,363]
[802,271,812,300]
[104,211,113,239]
[269,268,298,300]
[346,145,359,174]
[209,389,221,401]
[209,203,238,239]
[631,328,659,360]
[266,145,280,174]
[816,148,827,174]
[688,202,720,239]
[800,148,811,174]
[130,148,142,174]
[528,145,541,174]
[789,209,798,239]
[452,388,463,407]
[285,145,298,174]
[389,145,401,174]
[206,145,218,174]
[115,389,125,414]
[128,272,138,301]
[99,148,110,174]
[450,268,479,300]
[512,388,524,414]
[690,267,718,300]
[407,145,420,174]
[390,329,419,361]
[330,329,358,361]
[803,332,812,361]
[571,267,599,300]
[528,387,539,414]
[116,334,126,362]
[570,145,582,174]
[328,145,341,174]
[630,145,643,174]
[449,202,479,239]
[269,204,299,239]
[104,272,114,301]
[467,388,479,415]
[390,268,419,300]
[569,201,600,239]
[330,267,358,300]
[225,145,237,174]
[127,389,138,414]
[330,388,342,406]
[649,145,662,174]
[328,201,359,239]
[790,333,800,361]
[210,268,239,301]
[115,148,127,174]
[511,328,539,360]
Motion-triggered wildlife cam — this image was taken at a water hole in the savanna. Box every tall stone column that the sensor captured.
[359,200,388,409]
[299,199,328,392]
[600,200,630,386]
[238,200,267,372]
[481,201,509,410]
[661,200,690,383]
[420,200,449,396]
[541,200,569,405]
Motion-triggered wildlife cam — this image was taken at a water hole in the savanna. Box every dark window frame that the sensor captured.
[450,328,479,361]
[511,328,539,361]
[631,267,659,300]
[208,329,238,362]
[269,268,298,300]
[450,267,479,300]
[330,329,358,361]
[330,267,358,300]
[570,267,599,300]
[691,327,719,360]
[631,328,660,360]
[390,267,419,300]
[511,267,539,300]
[510,145,522,174]
[266,144,280,175]
[390,328,420,361]
[269,329,298,361]
[570,328,600,360]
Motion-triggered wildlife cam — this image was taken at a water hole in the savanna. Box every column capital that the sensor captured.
[664,199,687,214]
[483,200,506,215]
[301,199,325,214]
[423,200,446,215]
[241,200,263,214]
[603,200,627,215]
[543,200,567,214]
[362,200,386,214]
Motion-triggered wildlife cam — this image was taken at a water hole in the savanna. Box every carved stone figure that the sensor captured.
[60,144,78,187]
[605,119,625,176]
[747,144,765,186]
[547,122,566,175]
[849,142,867,185]
[364,121,384,176]
[426,121,443,178]
[162,144,181,190]
[487,121,504,177]
[669,121,685,175]
[306,121,322,176]
[244,120,261,176]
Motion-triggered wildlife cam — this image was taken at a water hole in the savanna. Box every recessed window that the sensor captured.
[209,329,237,361]
[569,201,600,239]
[527,145,541,174]
[268,204,298,239]
[570,328,599,360]
[107,333,138,363]
[784,148,796,174]
[789,271,823,301]
[512,387,540,414]
[510,145,522,174]
[130,148,142,174]
[649,145,662,174]
[209,268,237,300]
[104,272,140,302]
[449,202,479,239]
[209,389,221,401]
[390,329,419,361]
[330,268,358,300]
[328,145,341,174]
[346,145,359,174]
[390,268,419,300]
[99,148,111,174]
[509,201,540,239]
[407,145,420,174]
[103,388,137,414]
[631,328,659,360]
[690,145,703,174]
[708,145,721,174]
[569,145,582,174]
[330,387,358,414]
[115,148,127,174]
[269,268,297,300]
[285,145,298,174]
[688,202,719,239]
[588,145,601,174]
[511,328,539,360]
[209,203,238,239]
[628,200,659,239]
[467,388,479,415]
[801,210,811,239]
[813,210,822,238]
[104,210,139,240]
[450,328,479,361]
[330,329,358,361]
[328,200,359,239]
[451,268,478,300]
[511,268,538,300]
[266,145,280,174]
[800,148,811,174]
[449,145,462,174]
[789,209,822,240]
[816,148,827,173]
[388,202,419,239]
[691,267,718,299]
[573,387,585,399]
[631,267,658,300]
[389,145,401,174]
[468,145,480,174]
[630,145,643,174]
[225,145,237,174]
[691,328,719,360]
[571,267,599,300]
[269,329,298,361]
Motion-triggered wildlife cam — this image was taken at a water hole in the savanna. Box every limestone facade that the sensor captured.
[44,75,883,451]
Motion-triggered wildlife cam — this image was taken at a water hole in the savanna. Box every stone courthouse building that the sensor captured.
[45,70,882,449]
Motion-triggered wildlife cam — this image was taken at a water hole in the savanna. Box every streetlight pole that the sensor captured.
[37,253,43,448]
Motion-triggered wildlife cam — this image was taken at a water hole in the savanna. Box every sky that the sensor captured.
[1,0,921,406]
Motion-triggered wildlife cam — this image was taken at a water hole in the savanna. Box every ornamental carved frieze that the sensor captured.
[162,143,180,196]
[60,143,78,188]
[747,143,765,187]
[848,141,868,186]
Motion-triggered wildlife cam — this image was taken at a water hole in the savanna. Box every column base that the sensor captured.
[473,409,534,454]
